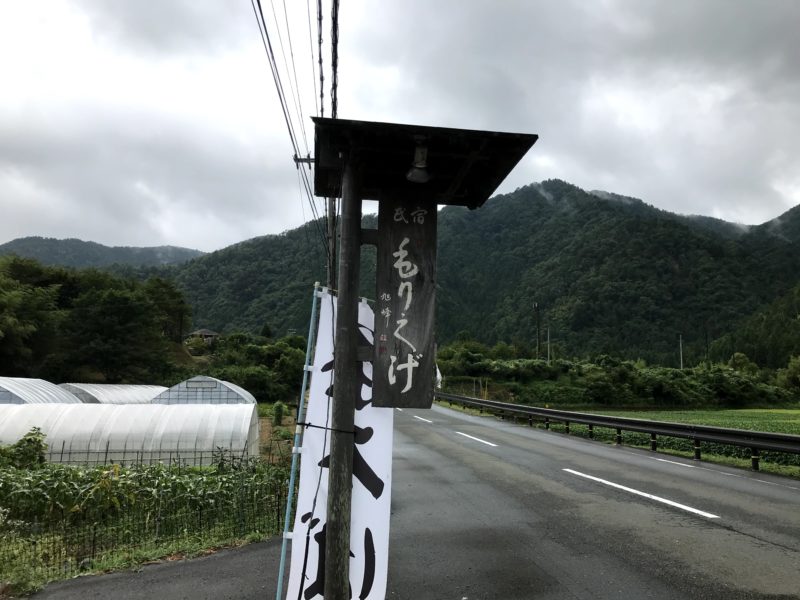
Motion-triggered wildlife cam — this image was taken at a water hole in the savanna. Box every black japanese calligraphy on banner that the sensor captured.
[373,196,437,408]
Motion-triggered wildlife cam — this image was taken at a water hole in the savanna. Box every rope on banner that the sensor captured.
[297,421,356,435]
[275,283,322,600]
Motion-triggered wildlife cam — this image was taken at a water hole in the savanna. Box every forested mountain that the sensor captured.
[0,237,204,268]
[436,180,800,366]
[172,222,329,336]
[7,181,798,368]
[167,179,800,368]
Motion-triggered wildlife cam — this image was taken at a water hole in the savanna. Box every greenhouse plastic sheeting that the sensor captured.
[152,375,257,404]
[59,383,167,404]
[0,377,81,404]
[0,404,260,466]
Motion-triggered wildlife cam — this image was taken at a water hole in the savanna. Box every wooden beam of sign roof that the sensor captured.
[312,118,538,209]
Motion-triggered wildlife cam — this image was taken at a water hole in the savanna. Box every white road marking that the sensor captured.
[563,468,720,519]
[754,479,800,491]
[395,408,404,412]
[652,458,696,468]
[456,431,498,447]
[413,415,433,423]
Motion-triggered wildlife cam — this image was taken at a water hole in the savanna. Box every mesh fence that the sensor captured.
[0,452,291,590]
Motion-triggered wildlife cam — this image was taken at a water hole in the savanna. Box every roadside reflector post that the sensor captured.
[693,438,701,460]
[650,433,657,452]
[751,447,760,471]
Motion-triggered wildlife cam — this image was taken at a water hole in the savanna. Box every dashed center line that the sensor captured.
[413,415,433,423]
[563,468,720,519]
[455,431,498,447]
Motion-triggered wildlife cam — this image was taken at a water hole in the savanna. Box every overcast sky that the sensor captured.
[1,1,798,252]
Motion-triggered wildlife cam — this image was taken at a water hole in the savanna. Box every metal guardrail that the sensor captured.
[435,392,800,471]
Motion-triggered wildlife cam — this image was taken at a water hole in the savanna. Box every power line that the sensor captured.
[250,0,330,265]
[317,0,324,118]
[272,0,310,153]
[330,0,339,118]
[306,0,319,116]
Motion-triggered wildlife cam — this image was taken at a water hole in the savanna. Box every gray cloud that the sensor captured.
[1,0,799,252]
[0,106,302,250]
[72,0,253,55]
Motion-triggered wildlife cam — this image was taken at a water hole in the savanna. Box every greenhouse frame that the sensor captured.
[59,383,167,404]
[0,377,81,404]
[152,375,257,404]
[0,404,260,466]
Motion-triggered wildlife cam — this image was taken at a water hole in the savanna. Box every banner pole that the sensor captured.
[275,282,322,600]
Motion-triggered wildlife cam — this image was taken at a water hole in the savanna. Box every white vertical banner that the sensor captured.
[286,291,394,600]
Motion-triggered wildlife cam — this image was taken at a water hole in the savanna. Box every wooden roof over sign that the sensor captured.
[312,117,538,209]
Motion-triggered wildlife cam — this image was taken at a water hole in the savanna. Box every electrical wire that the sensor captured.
[250,0,331,266]
[317,0,324,118]
[330,0,339,119]
[273,0,310,153]
[306,0,319,116]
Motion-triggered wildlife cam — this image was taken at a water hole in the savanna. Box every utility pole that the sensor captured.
[547,327,550,365]
[679,334,684,370]
[325,159,361,600]
[534,302,541,359]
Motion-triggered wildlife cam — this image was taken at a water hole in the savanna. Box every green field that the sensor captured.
[586,408,800,435]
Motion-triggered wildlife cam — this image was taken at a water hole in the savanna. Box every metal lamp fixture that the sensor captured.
[406,138,431,184]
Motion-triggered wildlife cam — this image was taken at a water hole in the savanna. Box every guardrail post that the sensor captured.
[693,439,701,460]
[545,418,550,430]
[565,421,570,435]
[615,428,622,445]
[528,415,533,427]
[650,433,657,452]
[751,448,760,471]
[479,405,483,414]
[588,424,594,439]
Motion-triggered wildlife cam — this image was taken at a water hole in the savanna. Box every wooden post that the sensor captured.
[327,196,337,287]
[325,160,361,600]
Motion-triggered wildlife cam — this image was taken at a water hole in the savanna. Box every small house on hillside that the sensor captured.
[186,328,220,344]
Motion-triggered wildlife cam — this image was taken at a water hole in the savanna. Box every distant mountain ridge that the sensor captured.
[168,179,800,367]
[0,237,204,268]
[6,181,800,368]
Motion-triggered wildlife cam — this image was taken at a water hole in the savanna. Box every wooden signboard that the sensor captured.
[372,196,437,408]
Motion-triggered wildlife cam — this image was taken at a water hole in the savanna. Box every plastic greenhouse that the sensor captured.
[152,376,257,404]
[0,377,81,404]
[0,404,260,466]
[59,383,167,404]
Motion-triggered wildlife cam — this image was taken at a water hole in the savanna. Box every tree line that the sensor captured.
[0,256,304,402]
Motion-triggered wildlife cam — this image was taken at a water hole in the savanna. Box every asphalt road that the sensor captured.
[33,404,800,599]
[385,404,800,599]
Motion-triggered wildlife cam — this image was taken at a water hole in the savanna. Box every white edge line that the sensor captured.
[395,408,403,412]
[455,431,498,447]
[413,415,433,423]
[652,457,696,468]
[563,468,720,519]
